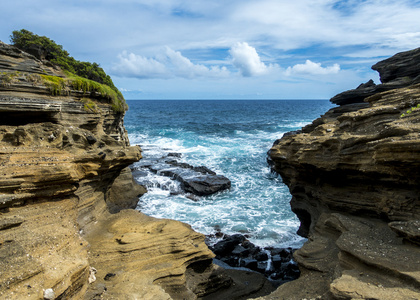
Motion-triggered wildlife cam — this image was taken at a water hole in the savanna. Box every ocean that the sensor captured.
[125,100,334,249]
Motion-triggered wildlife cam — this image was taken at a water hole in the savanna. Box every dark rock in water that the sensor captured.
[212,234,246,256]
[257,261,269,273]
[231,245,249,257]
[208,234,300,284]
[180,174,231,196]
[240,258,258,271]
[271,255,282,269]
[255,252,268,261]
[280,261,300,281]
[192,165,216,175]
[132,148,231,197]
[167,152,182,158]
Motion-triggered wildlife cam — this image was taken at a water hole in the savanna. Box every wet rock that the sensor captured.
[255,252,269,261]
[132,148,231,196]
[231,245,249,257]
[212,234,246,256]
[241,258,258,270]
[180,174,231,196]
[208,234,300,283]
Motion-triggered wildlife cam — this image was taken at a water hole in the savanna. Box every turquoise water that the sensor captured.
[125,100,334,248]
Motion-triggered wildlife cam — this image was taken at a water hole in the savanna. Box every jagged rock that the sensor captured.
[372,47,420,83]
[133,149,231,196]
[331,47,420,106]
[212,234,246,256]
[180,174,231,196]
[209,234,300,284]
[264,48,420,299]
[0,42,271,299]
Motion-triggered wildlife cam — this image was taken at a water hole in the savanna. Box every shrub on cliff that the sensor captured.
[10,29,126,112]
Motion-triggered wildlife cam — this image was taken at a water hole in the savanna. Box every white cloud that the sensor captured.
[112,47,229,79]
[112,51,168,79]
[285,60,340,76]
[229,42,278,76]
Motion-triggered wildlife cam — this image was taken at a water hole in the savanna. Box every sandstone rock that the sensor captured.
[265,48,420,299]
[0,42,270,299]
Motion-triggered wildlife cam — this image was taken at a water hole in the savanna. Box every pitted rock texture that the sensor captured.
[264,48,420,299]
[0,42,274,300]
[1,42,246,300]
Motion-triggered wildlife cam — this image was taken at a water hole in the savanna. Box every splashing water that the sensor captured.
[125,100,334,248]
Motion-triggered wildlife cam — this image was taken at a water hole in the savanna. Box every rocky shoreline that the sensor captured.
[266,47,420,299]
[1,40,420,300]
[0,42,275,299]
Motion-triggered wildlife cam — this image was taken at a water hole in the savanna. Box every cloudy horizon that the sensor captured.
[2,0,420,99]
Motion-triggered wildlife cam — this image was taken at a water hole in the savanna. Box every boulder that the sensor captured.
[180,174,231,196]
[133,148,231,196]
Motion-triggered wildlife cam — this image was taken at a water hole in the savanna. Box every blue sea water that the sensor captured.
[125,100,334,248]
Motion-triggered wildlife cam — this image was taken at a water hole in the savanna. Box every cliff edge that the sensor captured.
[0,42,198,299]
[266,48,420,299]
[0,41,274,300]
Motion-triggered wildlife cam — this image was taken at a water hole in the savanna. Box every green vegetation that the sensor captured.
[81,98,99,113]
[40,74,67,96]
[401,103,420,117]
[9,29,126,112]
[0,71,20,86]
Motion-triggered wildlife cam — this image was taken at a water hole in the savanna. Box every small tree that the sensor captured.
[9,29,119,93]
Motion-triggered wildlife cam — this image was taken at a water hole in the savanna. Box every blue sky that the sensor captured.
[2,0,420,99]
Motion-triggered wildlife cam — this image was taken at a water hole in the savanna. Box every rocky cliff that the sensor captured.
[266,48,420,299]
[0,42,276,300]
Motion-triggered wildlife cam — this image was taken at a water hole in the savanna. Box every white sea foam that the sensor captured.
[126,100,335,249]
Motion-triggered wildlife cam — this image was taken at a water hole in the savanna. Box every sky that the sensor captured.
[2,1,420,100]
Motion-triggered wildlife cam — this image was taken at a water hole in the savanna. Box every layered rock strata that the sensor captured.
[266,48,420,299]
[1,42,272,300]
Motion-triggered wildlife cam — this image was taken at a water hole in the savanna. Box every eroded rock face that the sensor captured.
[0,42,274,300]
[0,43,235,300]
[265,48,420,299]
[0,42,144,299]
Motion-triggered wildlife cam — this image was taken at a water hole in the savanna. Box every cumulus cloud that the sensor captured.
[112,47,229,79]
[229,42,277,77]
[285,60,340,76]
[112,51,168,79]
